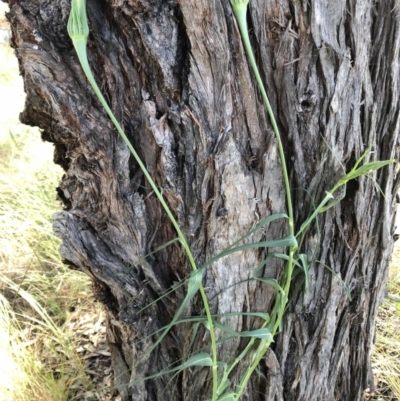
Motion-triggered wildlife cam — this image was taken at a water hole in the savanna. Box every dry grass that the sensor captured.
[371,242,400,401]
[0,7,115,400]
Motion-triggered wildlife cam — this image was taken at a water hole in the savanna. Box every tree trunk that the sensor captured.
[4,0,400,400]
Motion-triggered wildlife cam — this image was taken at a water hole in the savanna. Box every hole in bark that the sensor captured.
[343,177,359,203]
[54,143,71,171]
[62,259,80,271]
[92,278,119,315]
[344,2,355,64]
[56,186,72,210]
[128,155,139,181]
[175,5,191,98]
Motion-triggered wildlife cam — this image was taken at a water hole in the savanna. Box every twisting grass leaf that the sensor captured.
[132,352,214,386]
[201,235,297,270]
[216,377,231,396]
[353,145,373,170]
[319,148,394,214]
[338,159,395,185]
[130,363,179,384]
[210,312,270,322]
[297,191,333,235]
[318,186,345,214]
[316,260,352,301]
[298,254,310,294]
[136,275,189,314]
[206,391,237,401]
[142,311,270,345]
[253,252,301,275]
[225,213,289,251]
[253,277,285,294]
[217,392,237,401]
[131,353,213,385]
[214,322,241,337]
[181,352,214,368]
[240,328,273,341]
[268,291,286,329]
[137,270,204,364]
[143,237,180,260]
[187,269,204,295]
[187,322,201,354]
[162,353,215,396]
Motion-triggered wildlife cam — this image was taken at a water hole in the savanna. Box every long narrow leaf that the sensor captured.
[353,145,373,170]
[340,159,395,183]
[201,235,297,270]
[253,252,301,275]
[297,191,333,236]
[224,213,288,251]
[143,237,180,260]
[181,352,214,368]
[240,328,273,341]
[136,276,188,314]
[139,311,270,344]
[253,277,285,294]
[131,352,213,385]
[315,260,352,301]
[217,392,237,401]
[138,270,203,364]
[298,254,310,295]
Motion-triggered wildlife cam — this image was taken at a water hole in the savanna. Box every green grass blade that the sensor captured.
[143,237,180,259]
[135,276,188,314]
[213,322,241,337]
[297,192,333,236]
[187,322,201,354]
[253,252,301,275]
[339,159,395,184]
[253,277,285,294]
[137,270,203,364]
[181,352,214,368]
[201,235,297,270]
[131,352,214,385]
[353,145,373,170]
[138,312,270,345]
[240,328,273,341]
[315,260,352,301]
[298,254,310,295]
[224,213,289,251]
[217,392,237,401]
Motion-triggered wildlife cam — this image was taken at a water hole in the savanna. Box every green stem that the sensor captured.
[230,1,296,398]
[231,2,294,230]
[68,2,218,398]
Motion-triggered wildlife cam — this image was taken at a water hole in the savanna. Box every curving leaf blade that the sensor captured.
[181,352,214,368]
[240,328,273,341]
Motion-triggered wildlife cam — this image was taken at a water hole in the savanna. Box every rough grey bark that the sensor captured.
[4,0,400,400]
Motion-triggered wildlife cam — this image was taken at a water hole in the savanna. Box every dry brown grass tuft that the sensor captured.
[0,9,116,399]
[371,239,400,401]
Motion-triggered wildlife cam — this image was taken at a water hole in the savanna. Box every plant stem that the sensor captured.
[68,2,218,398]
[230,1,296,398]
